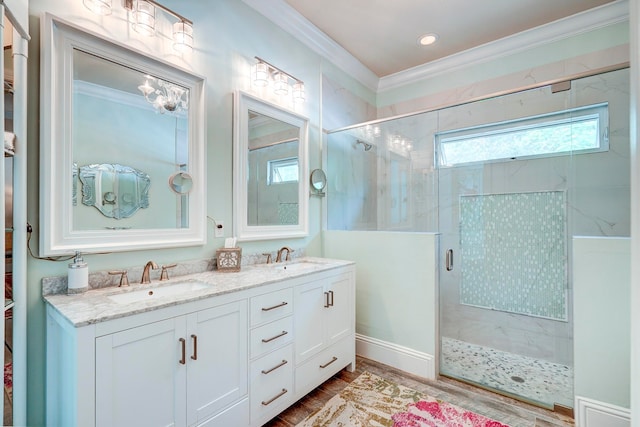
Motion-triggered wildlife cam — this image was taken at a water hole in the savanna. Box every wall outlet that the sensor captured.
[214,220,224,238]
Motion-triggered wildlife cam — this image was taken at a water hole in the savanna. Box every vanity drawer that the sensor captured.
[250,316,294,359]
[250,344,294,426]
[250,287,293,327]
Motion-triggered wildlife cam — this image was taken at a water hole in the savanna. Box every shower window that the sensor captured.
[437,102,608,167]
[267,157,299,185]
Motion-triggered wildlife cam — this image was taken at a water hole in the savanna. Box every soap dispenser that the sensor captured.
[67,251,88,295]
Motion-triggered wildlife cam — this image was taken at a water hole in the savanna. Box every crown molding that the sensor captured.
[379,0,629,91]
[243,0,628,94]
[241,0,379,91]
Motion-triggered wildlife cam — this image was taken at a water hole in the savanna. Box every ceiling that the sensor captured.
[282,0,618,78]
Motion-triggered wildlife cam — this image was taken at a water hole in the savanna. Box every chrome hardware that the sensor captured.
[160,263,177,281]
[179,338,186,365]
[261,330,288,343]
[275,246,294,262]
[261,388,288,406]
[446,249,454,271]
[262,253,272,264]
[261,301,288,312]
[261,359,288,375]
[319,356,338,369]
[191,334,198,360]
[108,270,129,287]
[141,260,159,284]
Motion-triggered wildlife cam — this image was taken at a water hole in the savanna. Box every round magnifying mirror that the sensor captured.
[310,169,327,192]
[168,171,194,194]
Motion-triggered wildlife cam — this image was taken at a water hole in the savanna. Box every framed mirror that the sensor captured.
[233,91,309,241]
[40,14,206,255]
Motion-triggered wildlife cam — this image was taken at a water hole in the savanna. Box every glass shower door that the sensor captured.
[436,85,576,410]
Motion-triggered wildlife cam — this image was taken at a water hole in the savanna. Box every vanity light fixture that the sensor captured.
[253,57,306,103]
[83,0,194,53]
[138,76,189,114]
[83,0,112,15]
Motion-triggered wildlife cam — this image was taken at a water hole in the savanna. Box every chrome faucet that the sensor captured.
[275,246,293,263]
[141,261,159,284]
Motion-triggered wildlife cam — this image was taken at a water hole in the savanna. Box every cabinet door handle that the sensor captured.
[261,359,288,375]
[261,388,288,406]
[261,330,288,343]
[319,356,338,369]
[261,301,288,311]
[179,338,186,365]
[324,291,330,308]
[191,334,198,361]
[329,290,334,307]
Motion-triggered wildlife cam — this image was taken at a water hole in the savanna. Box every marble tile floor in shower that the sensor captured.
[440,337,573,409]
[264,355,574,427]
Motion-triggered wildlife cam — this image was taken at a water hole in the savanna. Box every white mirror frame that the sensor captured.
[40,14,206,256]
[233,91,309,241]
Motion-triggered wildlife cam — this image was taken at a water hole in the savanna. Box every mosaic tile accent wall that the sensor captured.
[459,191,567,320]
[278,202,299,225]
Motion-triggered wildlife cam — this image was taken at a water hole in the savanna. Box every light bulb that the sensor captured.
[292,82,305,103]
[273,72,289,96]
[132,0,156,36]
[253,62,269,87]
[173,21,193,53]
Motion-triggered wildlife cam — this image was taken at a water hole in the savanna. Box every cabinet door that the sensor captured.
[186,300,248,426]
[325,273,354,346]
[294,279,326,362]
[96,317,187,427]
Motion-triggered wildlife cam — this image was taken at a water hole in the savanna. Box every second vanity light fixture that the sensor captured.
[253,57,305,103]
[82,0,194,53]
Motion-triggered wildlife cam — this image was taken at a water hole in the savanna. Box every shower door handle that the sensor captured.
[446,249,454,271]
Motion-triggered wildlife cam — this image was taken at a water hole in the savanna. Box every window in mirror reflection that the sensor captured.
[247,110,300,227]
[72,48,190,230]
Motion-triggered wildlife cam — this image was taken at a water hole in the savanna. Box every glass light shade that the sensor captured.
[173,21,194,53]
[132,0,156,36]
[83,0,112,15]
[273,72,289,96]
[253,62,269,87]
[292,82,305,103]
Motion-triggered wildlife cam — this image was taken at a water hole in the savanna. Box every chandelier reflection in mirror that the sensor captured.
[138,76,189,114]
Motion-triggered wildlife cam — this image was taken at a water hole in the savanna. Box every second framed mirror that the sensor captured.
[233,91,309,241]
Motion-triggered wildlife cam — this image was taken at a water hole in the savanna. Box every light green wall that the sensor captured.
[573,237,631,408]
[323,231,438,355]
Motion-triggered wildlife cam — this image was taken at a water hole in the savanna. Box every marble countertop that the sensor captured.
[44,257,354,328]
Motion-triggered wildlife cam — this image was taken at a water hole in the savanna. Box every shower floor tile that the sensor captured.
[440,337,573,409]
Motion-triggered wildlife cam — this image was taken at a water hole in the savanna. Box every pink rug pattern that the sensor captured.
[392,399,509,427]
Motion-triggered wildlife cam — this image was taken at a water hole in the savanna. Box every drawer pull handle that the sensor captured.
[179,338,186,365]
[262,388,288,406]
[262,330,288,343]
[319,356,338,369]
[191,334,198,361]
[324,291,330,308]
[329,290,334,307]
[262,301,288,312]
[261,359,288,375]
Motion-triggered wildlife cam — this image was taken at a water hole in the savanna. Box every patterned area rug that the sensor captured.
[296,371,509,427]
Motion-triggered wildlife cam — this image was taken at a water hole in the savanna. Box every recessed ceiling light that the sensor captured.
[418,33,439,46]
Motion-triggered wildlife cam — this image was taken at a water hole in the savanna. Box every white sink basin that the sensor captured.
[107,281,210,304]
[267,260,326,272]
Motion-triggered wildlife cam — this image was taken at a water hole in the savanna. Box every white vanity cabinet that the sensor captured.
[294,271,355,397]
[45,260,355,427]
[95,300,248,427]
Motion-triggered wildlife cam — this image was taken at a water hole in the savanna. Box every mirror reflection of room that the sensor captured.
[71,49,190,230]
[246,109,300,226]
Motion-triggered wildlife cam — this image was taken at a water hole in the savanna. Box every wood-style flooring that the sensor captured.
[264,356,575,427]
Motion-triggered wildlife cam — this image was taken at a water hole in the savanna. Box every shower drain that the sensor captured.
[510,376,525,383]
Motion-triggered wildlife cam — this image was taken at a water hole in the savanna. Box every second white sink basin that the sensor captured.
[107,281,210,305]
[267,259,326,272]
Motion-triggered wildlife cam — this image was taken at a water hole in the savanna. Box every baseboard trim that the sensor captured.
[355,334,435,379]
[575,396,630,427]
